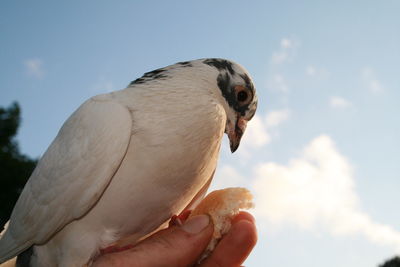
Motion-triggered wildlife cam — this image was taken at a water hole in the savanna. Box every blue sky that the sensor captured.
[1,1,399,266]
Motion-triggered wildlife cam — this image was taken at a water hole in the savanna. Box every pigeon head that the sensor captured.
[202,58,258,153]
[128,58,257,153]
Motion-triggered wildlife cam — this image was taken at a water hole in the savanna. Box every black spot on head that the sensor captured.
[215,68,256,117]
[142,68,167,79]
[177,61,192,67]
[216,72,248,115]
[130,77,145,85]
[239,74,253,91]
[217,72,232,102]
[129,67,168,86]
[203,58,235,75]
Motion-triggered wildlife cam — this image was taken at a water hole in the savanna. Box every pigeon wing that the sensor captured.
[0,97,132,261]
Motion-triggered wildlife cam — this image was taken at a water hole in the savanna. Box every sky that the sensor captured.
[1,1,400,266]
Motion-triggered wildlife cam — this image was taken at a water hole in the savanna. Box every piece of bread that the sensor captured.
[189,187,254,261]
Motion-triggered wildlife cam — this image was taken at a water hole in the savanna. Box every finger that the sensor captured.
[93,214,213,267]
[201,218,257,267]
[232,211,255,224]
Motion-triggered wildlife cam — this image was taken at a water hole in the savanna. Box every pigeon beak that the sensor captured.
[228,117,247,153]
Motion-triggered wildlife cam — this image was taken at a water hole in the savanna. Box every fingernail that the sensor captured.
[182,215,210,234]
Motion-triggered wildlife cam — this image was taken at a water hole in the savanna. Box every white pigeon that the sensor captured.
[0,58,258,267]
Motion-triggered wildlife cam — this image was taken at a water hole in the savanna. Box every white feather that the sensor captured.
[0,99,132,264]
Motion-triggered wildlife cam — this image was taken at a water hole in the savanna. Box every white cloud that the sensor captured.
[237,114,271,159]
[241,115,271,149]
[271,38,298,65]
[237,110,290,159]
[369,80,384,94]
[305,66,316,76]
[24,58,45,78]
[330,96,352,109]
[265,109,290,128]
[280,38,292,49]
[267,73,289,93]
[271,53,289,65]
[362,67,384,94]
[305,65,330,78]
[252,135,400,251]
[267,38,299,94]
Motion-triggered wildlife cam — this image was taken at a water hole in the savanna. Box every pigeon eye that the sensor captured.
[237,91,248,102]
[234,85,252,105]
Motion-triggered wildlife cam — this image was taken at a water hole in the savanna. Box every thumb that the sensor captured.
[93,214,213,267]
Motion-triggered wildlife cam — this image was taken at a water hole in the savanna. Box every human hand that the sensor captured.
[92,211,257,267]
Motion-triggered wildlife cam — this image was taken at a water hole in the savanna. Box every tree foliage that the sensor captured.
[0,102,37,228]
[380,256,400,267]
